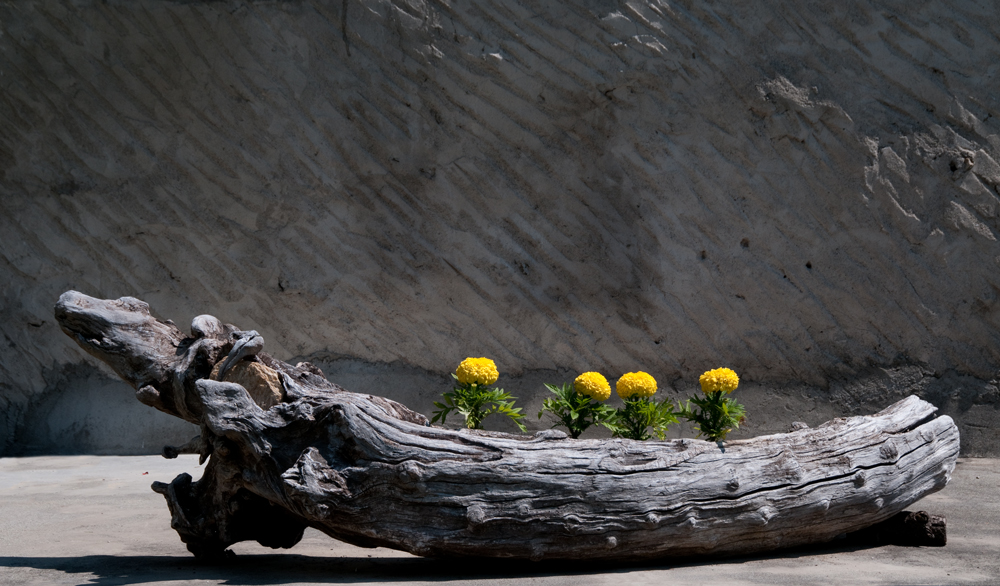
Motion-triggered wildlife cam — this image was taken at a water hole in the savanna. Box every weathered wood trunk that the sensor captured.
[55,291,960,560]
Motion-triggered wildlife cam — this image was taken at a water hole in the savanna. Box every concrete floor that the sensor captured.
[0,455,997,586]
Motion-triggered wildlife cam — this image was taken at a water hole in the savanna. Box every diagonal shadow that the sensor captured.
[0,539,890,586]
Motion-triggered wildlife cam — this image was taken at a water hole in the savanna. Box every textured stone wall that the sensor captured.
[1,0,998,455]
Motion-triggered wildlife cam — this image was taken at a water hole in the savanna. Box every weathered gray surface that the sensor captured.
[3,0,1000,456]
[54,291,960,560]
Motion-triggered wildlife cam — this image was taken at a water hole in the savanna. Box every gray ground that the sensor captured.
[0,455,997,586]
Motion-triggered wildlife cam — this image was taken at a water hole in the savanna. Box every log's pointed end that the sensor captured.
[55,290,163,345]
[55,290,104,338]
[54,290,84,315]
[54,290,185,389]
[55,290,153,323]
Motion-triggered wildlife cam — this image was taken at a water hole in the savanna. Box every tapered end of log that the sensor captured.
[54,290,187,389]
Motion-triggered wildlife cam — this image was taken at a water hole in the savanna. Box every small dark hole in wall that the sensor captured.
[806,261,812,269]
[740,238,749,248]
[700,250,707,259]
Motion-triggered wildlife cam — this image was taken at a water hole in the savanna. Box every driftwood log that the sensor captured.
[55,291,960,560]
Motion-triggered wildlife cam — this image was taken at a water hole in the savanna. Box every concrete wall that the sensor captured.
[1,0,998,456]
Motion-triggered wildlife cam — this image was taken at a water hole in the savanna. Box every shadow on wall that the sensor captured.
[3,362,197,457]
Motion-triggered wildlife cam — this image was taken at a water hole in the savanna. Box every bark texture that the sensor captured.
[55,291,960,560]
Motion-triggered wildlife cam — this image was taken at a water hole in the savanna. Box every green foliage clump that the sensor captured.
[538,382,617,438]
[608,396,679,441]
[432,360,526,431]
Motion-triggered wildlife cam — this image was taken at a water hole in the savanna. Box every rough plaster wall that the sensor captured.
[1,0,998,455]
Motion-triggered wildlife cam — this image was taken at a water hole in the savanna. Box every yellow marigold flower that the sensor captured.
[616,371,657,399]
[699,367,739,394]
[455,357,499,386]
[574,372,611,402]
